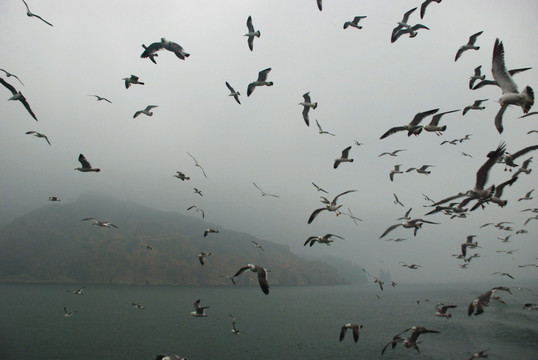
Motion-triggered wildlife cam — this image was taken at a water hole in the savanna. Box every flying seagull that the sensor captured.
[247,68,273,97]
[88,95,112,103]
[423,109,460,135]
[133,105,158,118]
[304,233,343,247]
[25,131,50,146]
[251,240,264,251]
[379,149,406,157]
[420,0,442,19]
[140,38,190,60]
[253,182,279,197]
[472,67,532,90]
[225,82,241,104]
[308,189,357,224]
[63,306,78,318]
[467,349,490,360]
[48,196,60,202]
[67,286,85,295]
[187,152,207,178]
[469,66,485,89]
[391,8,429,43]
[315,119,335,136]
[299,92,317,126]
[312,182,328,193]
[203,228,218,237]
[455,31,483,62]
[187,205,204,218]
[380,109,439,139]
[0,69,24,86]
[74,154,100,173]
[393,193,404,207]
[492,39,535,133]
[406,165,434,175]
[343,16,367,30]
[131,302,145,309]
[21,0,53,26]
[389,165,403,182]
[0,77,38,121]
[379,219,439,238]
[189,299,209,317]
[173,171,190,181]
[245,16,261,51]
[198,252,211,266]
[141,44,158,64]
[81,218,118,229]
[334,146,353,169]
[155,354,187,360]
[468,286,511,315]
[122,75,144,89]
[382,326,439,355]
[462,99,488,115]
[434,303,457,319]
[339,324,363,342]
[233,264,270,294]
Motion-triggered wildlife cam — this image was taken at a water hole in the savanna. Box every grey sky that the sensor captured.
[1,0,537,283]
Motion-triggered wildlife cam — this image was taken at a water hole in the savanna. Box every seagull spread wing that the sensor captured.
[492,39,518,94]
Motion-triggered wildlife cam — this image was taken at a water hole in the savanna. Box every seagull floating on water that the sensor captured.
[455,31,483,62]
[75,154,100,173]
[247,68,273,97]
[0,77,38,121]
[21,0,53,26]
[245,16,261,51]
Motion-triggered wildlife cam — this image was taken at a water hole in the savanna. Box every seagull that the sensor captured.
[21,0,53,26]
[131,302,145,309]
[393,193,404,207]
[230,315,240,335]
[402,263,422,269]
[455,31,483,61]
[389,165,403,182]
[496,249,518,255]
[460,151,473,158]
[304,234,343,247]
[155,354,187,360]
[141,44,158,64]
[193,188,203,197]
[315,119,335,136]
[461,235,478,257]
[379,149,406,157]
[469,66,485,89]
[198,252,211,266]
[339,324,363,342]
[0,77,38,120]
[420,0,442,19]
[518,189,534,201]
[67,286,85,295]
[423,109,460,135]
[434,303,457,319]
[374,278,384,291]
[245,16,261,51]
[334,146,353,169]
[204,228,218,237]
[251,240,264,251]
[391,8,429,43]
[468,286,511,315]
[343,16,367,30]
[299,92,317,126]
[48,196,60,202]
[492,39,534,133]
[0,69,24,86]
[406,165,434,175]
[74,154,100,173]
[63,306,78,318]
[397,208,412,221]
[502,144,538,171]
[233,263,270,294]
[133,105,158,118]
[122,75,144,89]
[140,38,190,60]
[187,152,207,178]
[462,99,488,115]
[25,131,50,146]
[173,171,190,181]
[253,182,279,197]
[382,326,439,355]
[472,67,532,90]
[512,157,533,177]
[497,235,512,243]
[524,214,538,226]
[247,68,273,97]
[312,182,328,194]
[82,218,119,229]
[468,348,490,360]
[440,139,459,145]
[189,299,209,317]
[470,176,518,210]
[379,219,439,238]
[380,109,439,139]
[308,190,357,224]
[225,82,241,104]
[492,272,514,279]
[88,95,111,103]
[187,205,204,218]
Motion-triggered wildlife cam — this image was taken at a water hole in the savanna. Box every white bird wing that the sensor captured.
[492,39,518,94]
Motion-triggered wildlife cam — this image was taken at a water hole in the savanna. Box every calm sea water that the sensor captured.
[0,282,536,359]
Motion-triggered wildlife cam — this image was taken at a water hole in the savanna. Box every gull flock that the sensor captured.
[1,0,537,358]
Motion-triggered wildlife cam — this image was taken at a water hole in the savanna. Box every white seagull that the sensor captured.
[253,182,279,197]
[492,38,534,133]
[21,0,53,26]
[140,38,190,60]
[81,218,118,229]
[380,109,439,139]
[233,263,270,294]
[434,303,457,319]
[74,154,100,173]
[308,189,357,224]
[198,252,211,266]
[304,233,343,247]
[187,152,207,178]
[245,16,261,51]
[334,146,354,169]
[299,92,317,126]
[315,119,335,136]
[343,16,367,30]
[122,75,144,89]
[0,77,38,121]
[389,165,403,182]
[455,31,483,62]
[312,182,328,193]
[423,109,460,135]
[379,219,439,238]
[25,131,50,146]
[462,99,488,115]
[469,66,485,89]
[225,82,241,104]
[88,95,112,103]
[247,68,273,97]
[0,69,24,85]
[133,105,158,118]
[379,149,406,157]
[468,286,511,316]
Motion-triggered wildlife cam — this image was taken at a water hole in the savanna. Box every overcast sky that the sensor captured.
[1,0,537,283]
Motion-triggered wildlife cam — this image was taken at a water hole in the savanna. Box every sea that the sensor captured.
[0,282,536,360]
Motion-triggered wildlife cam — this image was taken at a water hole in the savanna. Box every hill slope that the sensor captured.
[0,193,345,286]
